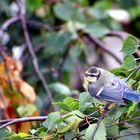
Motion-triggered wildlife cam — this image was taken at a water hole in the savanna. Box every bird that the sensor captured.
[83,66,140,105]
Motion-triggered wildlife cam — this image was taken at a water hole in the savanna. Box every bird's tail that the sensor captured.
[123,90,140,102]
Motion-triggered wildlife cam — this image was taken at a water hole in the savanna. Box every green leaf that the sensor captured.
[84,21,110,38]
[137,81,140,93]
[1,133,29,140]
[127,103,137,116]
[53,2,85,22]
[79,92,94,112]
[121,36,138,56]
[55,114,73,124]
[103,117,119,137]
[123,55,136,70]
[120,129,139,140]
[0,129,12,139]
[45,31,72,56]
[16,133,30,138]
[85,123,106,140]
[54,102,72,111]
[129,110,140,124]
[43,112,60,131]
[17,104,37,117]
[26,0,43,12]
[65,132,75,140]
[55,97,79,111]
[49,82,71,96]
[63,97,79,110]
[111,67,131,77]
[65,110,84,123]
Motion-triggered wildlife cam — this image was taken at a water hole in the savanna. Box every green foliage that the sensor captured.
[49,82,71,96]
[85,123,106,140]
[84,21,110,38]
[103,117,119,137]
[0,0,140,140]
[45,31,72,56]
[123,55,136,69]
[26,0,43,12]
[43,112,60,131]
[53,1,85,22]
[121,36,138,56]
[17,104,37,117]
[55,97,79,111]
[121,36,139,70]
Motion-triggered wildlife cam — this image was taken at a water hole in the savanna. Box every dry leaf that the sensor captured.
[16,80,36,102]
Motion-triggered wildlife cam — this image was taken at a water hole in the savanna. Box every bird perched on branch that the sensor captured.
[83,66,140,105]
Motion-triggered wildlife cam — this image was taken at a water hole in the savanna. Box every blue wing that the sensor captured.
[88,76,140,105]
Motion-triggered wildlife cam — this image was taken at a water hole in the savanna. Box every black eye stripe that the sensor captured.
[85,73,98,77]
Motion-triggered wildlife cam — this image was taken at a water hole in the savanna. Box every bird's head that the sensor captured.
[83,66,101,90]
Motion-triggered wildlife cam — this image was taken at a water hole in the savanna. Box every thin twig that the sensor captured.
[21,43,44,65]
[0,116,47,129]
[90,104,110,140]
[107,31,129,40]
[55,44,71,79]
[26,20,61,31]
[112,132,140,140]
[17,0,54,102]
[106,116,140,128]
[0,16,20,36]
[125,65,140,82]
[83,33,122,64]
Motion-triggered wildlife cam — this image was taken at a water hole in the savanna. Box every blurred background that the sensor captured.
[0,0,140,134]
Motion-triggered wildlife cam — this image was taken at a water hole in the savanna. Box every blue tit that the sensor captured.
[83,66,140,105]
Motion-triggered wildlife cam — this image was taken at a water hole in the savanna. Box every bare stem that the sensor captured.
[0,16,19,36]
[106,116,140,128]
[26,20,61,31]
[125,65,140,82]
[112,132,140,140]
[55,44,71,79]
[90,104,110,140]
[0,116,46,129]
[17,0,54,103]
[83,33,122,64]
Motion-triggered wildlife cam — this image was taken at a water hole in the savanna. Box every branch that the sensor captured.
[0,116,46,129]
[26,20,61,31]
[83,33,122,64]
[107,31,130,40]
[21,43,44,65]
[90,104,110,140]
[106,116,140,128]
[112,132,140,140]
[17,0,54,103]
[125,65,140,82]
[0,16,20,36]
[55,44,71,80]
[0,114,97,131]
